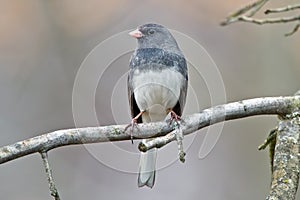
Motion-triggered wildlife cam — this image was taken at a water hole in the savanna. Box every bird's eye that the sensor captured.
[148,29,155,35]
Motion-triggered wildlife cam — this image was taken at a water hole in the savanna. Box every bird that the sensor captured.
[127,23,188,188]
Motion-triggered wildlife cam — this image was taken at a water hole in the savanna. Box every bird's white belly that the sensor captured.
[132,69,183,122]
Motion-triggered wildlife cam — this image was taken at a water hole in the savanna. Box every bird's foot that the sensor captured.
[124,119,139,144]
[124,111,144,144]
[171,110,181,120]
[169,110,182,127]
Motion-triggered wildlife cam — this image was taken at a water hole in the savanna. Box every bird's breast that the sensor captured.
[131,68,184,122]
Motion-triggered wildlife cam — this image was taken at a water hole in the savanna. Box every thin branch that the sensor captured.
[175,125,185,162]
[237,15,300,36]
[258,128,277,173]
[247,0,269,17]
[238,15,300,25]
[220,0,269,25]
[221,1,300,36]
[258,128,277,151]
[265,4,300,14]
[40,152,61,200]
[285,21,300,37]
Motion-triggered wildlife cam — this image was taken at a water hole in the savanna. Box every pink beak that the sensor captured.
[129,29,143,38]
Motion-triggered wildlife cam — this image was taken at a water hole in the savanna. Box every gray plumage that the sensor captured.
[128,23,188,188]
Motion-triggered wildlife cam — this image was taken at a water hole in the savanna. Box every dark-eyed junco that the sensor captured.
[128,23,188,188]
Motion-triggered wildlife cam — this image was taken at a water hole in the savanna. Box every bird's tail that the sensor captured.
[138,140,157,188]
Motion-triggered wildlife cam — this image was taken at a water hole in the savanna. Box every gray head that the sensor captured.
[129,23,182,55]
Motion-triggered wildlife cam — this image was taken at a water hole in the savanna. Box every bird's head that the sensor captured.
[129,23,181,54]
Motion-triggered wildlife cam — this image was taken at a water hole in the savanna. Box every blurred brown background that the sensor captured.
[0,0,299,199]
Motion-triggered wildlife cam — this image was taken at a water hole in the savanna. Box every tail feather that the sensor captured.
[138,143,157,188]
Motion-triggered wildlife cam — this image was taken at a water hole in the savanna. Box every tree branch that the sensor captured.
[139,96,300,151]
[0,122,172,164]
[40,152,61,200]
[1,96,299,165]
[220,0,269,25]
[237,15,300,25]
[221,1,300,36]
[1,95,300,200]
[266,109,300,199]
[265,4,300,14]
[285,22,300,37]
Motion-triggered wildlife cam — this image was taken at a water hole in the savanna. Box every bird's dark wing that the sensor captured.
[173,71,188,116]
[171,52,188,116]
[127,69,143,123]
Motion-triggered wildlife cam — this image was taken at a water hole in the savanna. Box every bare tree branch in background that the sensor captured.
[0,94,300,199]
[265,4,300,14]
[221,0,300,36]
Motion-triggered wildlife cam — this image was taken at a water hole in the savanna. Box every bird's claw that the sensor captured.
[125,118,140,144]
[169,110,182,127]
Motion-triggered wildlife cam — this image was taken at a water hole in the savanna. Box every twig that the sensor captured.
[220,0,269,25]
[139,131,175,152]
[40,152,61,200]
[221,1,300,36]
[238,15,300,25]
[258,128,277,172]
[258,128,277,150]
[265,4,300,14]
[247,0,269,17]
[285,21,300,36]
[174,124,185,163]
